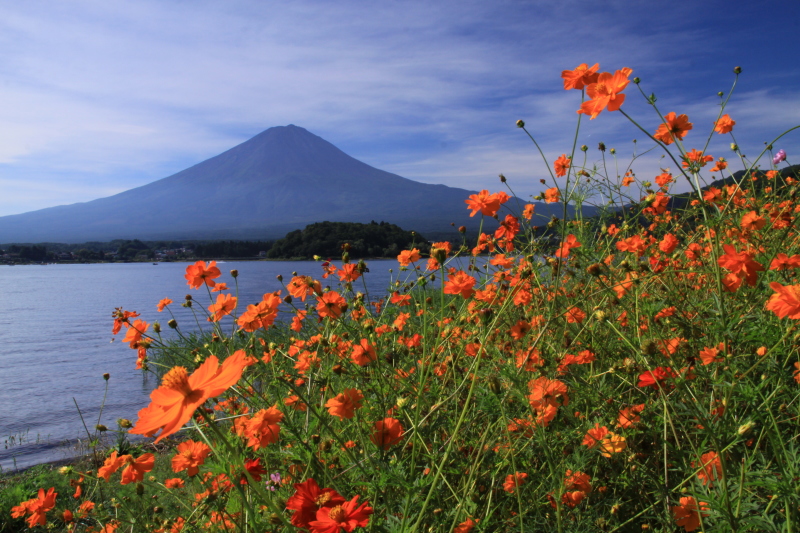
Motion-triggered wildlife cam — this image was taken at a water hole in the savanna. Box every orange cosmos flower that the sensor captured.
[740,211,766,231]
[554,234,581,259]
[717,244,764,287]
[578,67,633,119]
[766,282,800,319]
[286,478,347,530]
[682,149,714,169]
[288,275,321,301]
[653,112,693,145]
[598,433,627,457]
[582,424,609,449]
[309,495,373,533]
[543,187,561,203]
[770,254,800,271]
[655,171,674,188]
[638,366,677,389]
[237,293,281,332]
[397,248,421,266]
[243,407,284,450]
[120,453,155,484]
[337,263,361,282]
[503,472,528,493]
[184,260,221,289]
[111,308,140,335]
[443,271,476,299]
[371,418,403,449]
[693,451,723,486]
[122,319,149,348]
[316,291,347,319]
[11,488,57,528]
[325,388,364,420]
[672,496,709,532]
[465,190,509,217]
[617,404,645,428]
[522,203,535,219]
[710,157,728,172]
[157,298,173,312]
[98,451,125,481]
[699,343,725,365]
[165,478,185,489]
[207,293,237,322]
[130,350,249,443]
[454,518,479,533]
[171,440,211,476]
[714,114,735,134]
[565,306,586,323]
[554,154,571,177]
[351,339,377,366]
[562,63,599,90]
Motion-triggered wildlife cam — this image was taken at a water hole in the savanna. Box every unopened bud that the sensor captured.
[103,373,110,381]
[118,418,133,429]
[185,294,192,301]
[458,226,466,234]
[96,424,108,432]
[153,322,161,334]
[230,269,238,278]
[717,91,724,97]
[581,145,588,152]
[284,295,293,304]
[733,66,741,74]
[610,148,616,155]
[598,142,606,152]
[276,274,283,282]
[136,483,145,496]
[737,421,755,436]
[499,173,506,183]
[516,119,525,128]
[633,77,640,84]
[168,319,178,329]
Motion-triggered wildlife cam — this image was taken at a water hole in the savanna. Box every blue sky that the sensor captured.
[1,0,798,217]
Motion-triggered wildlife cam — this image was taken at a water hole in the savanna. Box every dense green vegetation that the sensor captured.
[266,220,432,259]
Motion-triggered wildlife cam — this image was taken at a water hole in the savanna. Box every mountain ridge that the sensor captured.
[0,125,565,243]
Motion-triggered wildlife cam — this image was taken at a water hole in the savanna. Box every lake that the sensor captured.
[0,259,415,471]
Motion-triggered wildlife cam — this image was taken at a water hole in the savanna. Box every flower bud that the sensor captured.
[516,119,525,128]
[633,77,640,84]
[185,294,192,301]
[730,143,739,152]
[717,91,724,97]
[581,145,588,152]
[168,319,178,329]
[598,142,606,152]
[276,274,283,282]
[737,421,755,436]
[734,66,741,74]
[136,483,145,496]
[283,295,293,304]
[153,322,161,333]
[488,376,502,395]
[458,226,466,234]
[96,424,108,432]
[610,148,616,155]
[230,269,238,278]
[118,418,133,429]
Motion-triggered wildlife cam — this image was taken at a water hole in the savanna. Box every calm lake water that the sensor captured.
[0,259,411,471]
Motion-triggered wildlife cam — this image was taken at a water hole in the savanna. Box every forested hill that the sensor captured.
[267,221,430,260]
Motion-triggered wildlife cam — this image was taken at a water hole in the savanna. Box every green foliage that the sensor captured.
[267,220,431,259]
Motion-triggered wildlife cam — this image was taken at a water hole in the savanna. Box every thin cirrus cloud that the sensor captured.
[0,0,797,217]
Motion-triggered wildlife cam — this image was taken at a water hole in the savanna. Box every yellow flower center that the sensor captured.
[328,505,346,522]
[161,367,193,396]
[315,492,333,506]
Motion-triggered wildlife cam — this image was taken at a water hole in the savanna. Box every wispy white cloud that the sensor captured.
[0,0,797,216]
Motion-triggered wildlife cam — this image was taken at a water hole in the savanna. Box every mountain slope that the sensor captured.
[0,125,565,243]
